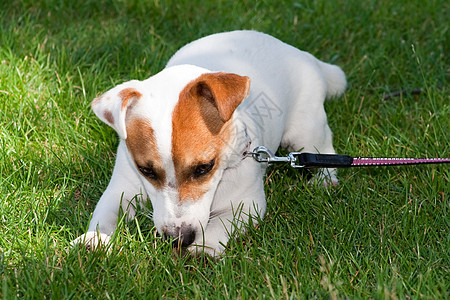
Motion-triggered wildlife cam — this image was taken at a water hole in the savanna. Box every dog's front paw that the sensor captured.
[71,231,111,251]
[187,244,223,258]
[186,237,227,258]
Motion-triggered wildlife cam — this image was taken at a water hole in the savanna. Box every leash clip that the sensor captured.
[248,146,355,168]
[248,146,305,168]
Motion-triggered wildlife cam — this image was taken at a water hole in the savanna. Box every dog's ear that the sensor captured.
[91,80,142,140]
[194,72,250,122]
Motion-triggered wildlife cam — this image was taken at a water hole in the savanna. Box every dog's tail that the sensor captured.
[318,61,347,99]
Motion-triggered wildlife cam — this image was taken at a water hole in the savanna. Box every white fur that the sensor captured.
[72,31,346,256]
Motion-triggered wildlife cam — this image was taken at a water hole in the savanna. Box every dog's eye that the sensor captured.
[193,159,215,179]
[138,165,158,180]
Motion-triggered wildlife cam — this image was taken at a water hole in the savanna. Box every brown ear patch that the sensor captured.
[119,88,142,111]
[194,72,250,122]
[171,72,249,202]
[126,118,165,190]
[103,109,114,125]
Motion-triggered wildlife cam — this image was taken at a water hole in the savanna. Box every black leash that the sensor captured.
[248,146,450,168]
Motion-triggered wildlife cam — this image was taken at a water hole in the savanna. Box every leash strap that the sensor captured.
[249,146,450,168]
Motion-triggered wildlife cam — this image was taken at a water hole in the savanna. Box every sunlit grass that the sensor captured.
[0,0,448,298]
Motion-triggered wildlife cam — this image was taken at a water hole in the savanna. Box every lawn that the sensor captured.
[0,0,448,298]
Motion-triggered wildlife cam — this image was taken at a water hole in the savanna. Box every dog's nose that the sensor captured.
[163,225,196,248]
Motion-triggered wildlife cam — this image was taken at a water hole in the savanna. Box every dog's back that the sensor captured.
[167,30,346,153]
[167,30,346,99]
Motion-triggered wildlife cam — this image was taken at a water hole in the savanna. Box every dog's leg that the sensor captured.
[283,114,338,185]
[188,159,266,256]
[281,97,338,186]
[279,56,345,186]
[71,141,145,248]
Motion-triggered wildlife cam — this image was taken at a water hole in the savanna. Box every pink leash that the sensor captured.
[350,157,450,167]
[249,146,450,168]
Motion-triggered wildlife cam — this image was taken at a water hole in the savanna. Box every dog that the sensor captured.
[71,30,346,256]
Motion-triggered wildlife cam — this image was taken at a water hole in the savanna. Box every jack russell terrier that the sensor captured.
[72,30,346,256]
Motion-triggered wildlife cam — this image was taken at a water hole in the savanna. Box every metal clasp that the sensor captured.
[247,146,305,168]
[288,152,305,168]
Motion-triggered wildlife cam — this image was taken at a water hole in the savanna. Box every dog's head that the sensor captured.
[91,65,250,247]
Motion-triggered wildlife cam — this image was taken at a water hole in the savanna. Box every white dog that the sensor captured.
[72,30,346,256]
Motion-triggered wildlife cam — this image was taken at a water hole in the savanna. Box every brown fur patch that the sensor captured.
[119,88,142,111]
[126,118,165,189]
[103,109,114,125]
[196,73,250,122]
[171,72,250,202]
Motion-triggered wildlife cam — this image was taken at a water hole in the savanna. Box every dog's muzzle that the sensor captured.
[162,224,196,248]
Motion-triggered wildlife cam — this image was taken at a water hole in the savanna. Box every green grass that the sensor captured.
[0,0,448,298]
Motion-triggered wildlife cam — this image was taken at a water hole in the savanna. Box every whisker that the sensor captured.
[209,208,228,220]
